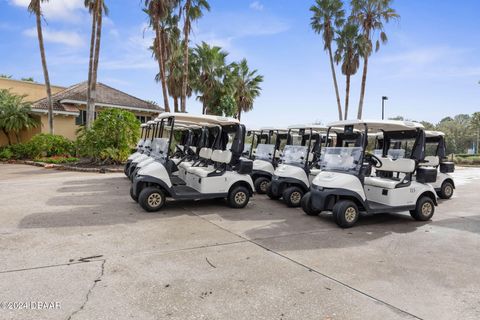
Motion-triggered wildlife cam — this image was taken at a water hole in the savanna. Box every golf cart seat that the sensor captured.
[419,156,439,167]
[188,150,232,177]
[364,158,415,189]
[180,148,212,171]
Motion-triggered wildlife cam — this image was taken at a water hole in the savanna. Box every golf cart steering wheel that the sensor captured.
[366,153,383,168]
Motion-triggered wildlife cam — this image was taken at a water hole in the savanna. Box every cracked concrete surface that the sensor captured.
[1,164,480,319]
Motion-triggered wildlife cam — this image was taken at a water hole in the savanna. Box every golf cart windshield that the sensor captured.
[320,147,363,172]
[151,138,169,161]
[255,144,275,161]
[282,145,308,166]
[374,148,405,159]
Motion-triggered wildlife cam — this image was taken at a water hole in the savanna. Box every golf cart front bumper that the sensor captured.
[269,176,308,197]
[308,186,364,212]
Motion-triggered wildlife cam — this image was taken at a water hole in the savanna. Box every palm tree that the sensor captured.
[28,0,54,134]
[334,23,366,120]
[192,42,228,114]
[310,0,345,120]
[0,89,39,145]
[85,0,108,128]
[351,0,399,119]
[230,59,263,121]
[180,0,210,113]
[145,0,177,113]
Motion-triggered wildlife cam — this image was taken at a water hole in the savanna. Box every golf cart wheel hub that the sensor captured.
[345,207,357,222]
[148,193,162,207]
[291,192,301,203]
[235,192,246,204]
[421,202,432,216]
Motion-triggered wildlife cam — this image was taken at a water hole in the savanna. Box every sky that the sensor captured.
[1,0,479,128]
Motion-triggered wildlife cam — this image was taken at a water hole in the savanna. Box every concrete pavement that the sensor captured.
[1,164,479,320]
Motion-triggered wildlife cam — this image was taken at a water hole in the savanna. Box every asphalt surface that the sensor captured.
[0,164,479,320]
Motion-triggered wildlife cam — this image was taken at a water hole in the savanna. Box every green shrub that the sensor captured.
[27,133,75,158]
[0,147,13,160]
[8,143,33,159]
[37,156,79,164]
[76,109,140,164]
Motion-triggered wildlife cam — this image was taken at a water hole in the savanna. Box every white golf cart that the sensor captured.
[130,119,204,182]
[131,113,255,212]
[126,120,160,179]
[266,125,327,207]
[302,120,438,228]
[418,131,455,199]
[124,122,153,176]
[247,128,289,194]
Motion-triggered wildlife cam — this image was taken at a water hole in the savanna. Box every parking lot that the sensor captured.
[1,164,480,319]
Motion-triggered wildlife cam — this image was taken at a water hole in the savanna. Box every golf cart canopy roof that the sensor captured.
[156,113,239,126]
[287,124,328,132]
[327,119,424,132]
[146,120,156,126]
[259,127,289,132]
[425,130,445,138]
[140,123,149,128]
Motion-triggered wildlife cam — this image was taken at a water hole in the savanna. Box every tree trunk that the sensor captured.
[154,23,170,113]
[2,129,11,145]
[357,55,369,120]
[237,107,242,121]
[174,96,179,112]
[89,4,103,123]
[86,1,97,129]
[35,11,54,134]
[181,0,191,113]
[357,30,371,120]
[327,44,342,121]
[345,74,351,120]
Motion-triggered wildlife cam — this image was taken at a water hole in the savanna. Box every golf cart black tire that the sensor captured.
[138,187,166,212]
[333,200,359,228]
[301,192,319,216]
[266,183,281,200]
[254,177,270,194]
[130,185,138,202]
[227,186,250,209]
[438,181,454,199]
[282,186,304,208]
[410,196,435,221]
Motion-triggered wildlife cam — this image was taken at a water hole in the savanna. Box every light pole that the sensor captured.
[382,96,388,120]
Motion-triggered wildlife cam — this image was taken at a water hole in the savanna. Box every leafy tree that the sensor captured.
[230,59,263,120]
[28,0,54,133]
[192,42,229,114]
[335,22,366,119]
[310,0,345,120]
[21,77,35,82]
[181,0,210,112]
[85,0,109,128]
[351,0,399,119]
[77,109,140,164]
[471,112,480,153]
[0,89,39,145]
[145,0,177,113]
[0,74,12,79]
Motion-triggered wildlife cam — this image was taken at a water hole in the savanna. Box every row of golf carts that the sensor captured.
[126,113,455,228]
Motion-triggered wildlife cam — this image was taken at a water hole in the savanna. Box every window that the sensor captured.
[137,116,152,123]
[76,110,87,125]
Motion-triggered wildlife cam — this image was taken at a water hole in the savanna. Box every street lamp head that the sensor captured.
[382,96,388,100]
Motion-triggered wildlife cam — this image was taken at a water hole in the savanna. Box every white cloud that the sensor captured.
[249,1,264,11]
[23,27,84,47]
[10,0,87,22]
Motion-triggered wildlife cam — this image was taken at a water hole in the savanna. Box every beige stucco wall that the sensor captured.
[0,78,65,102]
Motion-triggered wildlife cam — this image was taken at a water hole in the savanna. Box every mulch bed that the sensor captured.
[1,160,124,173]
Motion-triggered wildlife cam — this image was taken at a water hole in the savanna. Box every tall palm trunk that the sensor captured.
[357,55,368,119]
[174,96,179,112]
[357,30,371,120]
[327,44,343,120]
[344,74,350,120]
[237,108,242,121]
[35,11,54,134]
[154,23,170,113]
[86,2,97,128]
[89,5,103,122]
[2,129,11,145]
[180,0,191,113]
